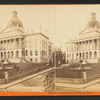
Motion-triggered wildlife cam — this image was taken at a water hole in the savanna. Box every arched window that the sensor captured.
[70,54,71,59]
[16,38,19,49]
[94,51,97,58]
[86,52,88,59]
[76,53,78,59]
[30,50,33,56]
[30,58,33,62]
[25,50,28,56]
[89,52,92,59]
[1,52,3,58]
[16,51,19,58]
[11,51,14,58]
[4,52,6,59]
[8,52,10,58]
[79,53,81,59]
[94,39,97,49]
[83,52,85,59]
[72,53,74,59]
[22,51,25,57]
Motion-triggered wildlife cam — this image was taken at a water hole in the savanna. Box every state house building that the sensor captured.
[0,11,52,63]
[66,12,100,63]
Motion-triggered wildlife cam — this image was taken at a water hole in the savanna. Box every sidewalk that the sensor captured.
[0,67,54,90]
[56,78,100,90]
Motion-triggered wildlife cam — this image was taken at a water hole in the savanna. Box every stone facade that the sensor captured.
[0,11,52,63]
[66,12,100,63]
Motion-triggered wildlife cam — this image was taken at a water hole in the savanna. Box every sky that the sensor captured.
[0,5,100,51]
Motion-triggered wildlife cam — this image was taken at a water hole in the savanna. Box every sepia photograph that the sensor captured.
[0,4,100,95]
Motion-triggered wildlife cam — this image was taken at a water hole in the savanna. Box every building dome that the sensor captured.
[86,12,100,28]
[7,10,23,29]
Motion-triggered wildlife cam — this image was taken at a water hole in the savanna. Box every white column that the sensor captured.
[79,42,81,51]
[83,41,85,51]
[97,51,99,58]
[74,43,76,52]
[19,50,22,58]
[92,39,94,50]
[19,38,22,49]
[99,39,100,50]
[1,41,3,49]
[6,41,7,50]
[14,39,17,49]
[86,41,87,50]
[12,39,14,49]
[97,38,99,49]
[5,40,6,50]
[82,41,83,51]
[88,40,90,50]
[8,40,10,49]
[75,42,78,52]
[87,40,89,50]
[89,40,91,50]
[0,41,1,50]
[13,50,16,58]
[3,41,5,50]
[10,39,12,49]
[78,42,80,51]
[84,41,86,51]
[9,40,11,50]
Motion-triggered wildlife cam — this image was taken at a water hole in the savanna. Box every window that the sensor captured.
[30,58,33,62]
[11,51,14,58]
[1,52,3,58]
[86,52,88,59]
[45,42,47,49]
[35,58,38,62]
[8,52,10,58]
[89,52,92,59]
[16,51,19,58]
[45,51,47,56]
[26,50,28,56]
[22,51,25,57]
[4,52,6,59]
[29,39,32,48]
[41,50,45,56]
[83,52,85,59]
[30,50,33,56]
[94,51,97,58]
[35,50,38,56]
[35,39,38,47]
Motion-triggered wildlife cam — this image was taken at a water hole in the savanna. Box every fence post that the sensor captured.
[5,72,8,82]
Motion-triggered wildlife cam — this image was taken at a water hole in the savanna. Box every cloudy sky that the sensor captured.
[0,5,100,51]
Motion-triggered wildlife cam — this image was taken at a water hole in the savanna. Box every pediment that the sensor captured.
[0,27,23,34]
[0,27,24,39]
[79,28,96,35]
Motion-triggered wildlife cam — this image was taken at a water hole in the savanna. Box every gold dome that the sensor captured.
[7,11,23,29]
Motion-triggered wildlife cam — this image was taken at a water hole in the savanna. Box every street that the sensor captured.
[56,78,100,92]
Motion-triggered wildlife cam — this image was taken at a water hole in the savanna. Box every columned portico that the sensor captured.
[0,37,23,60]
[66,38,100,63]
